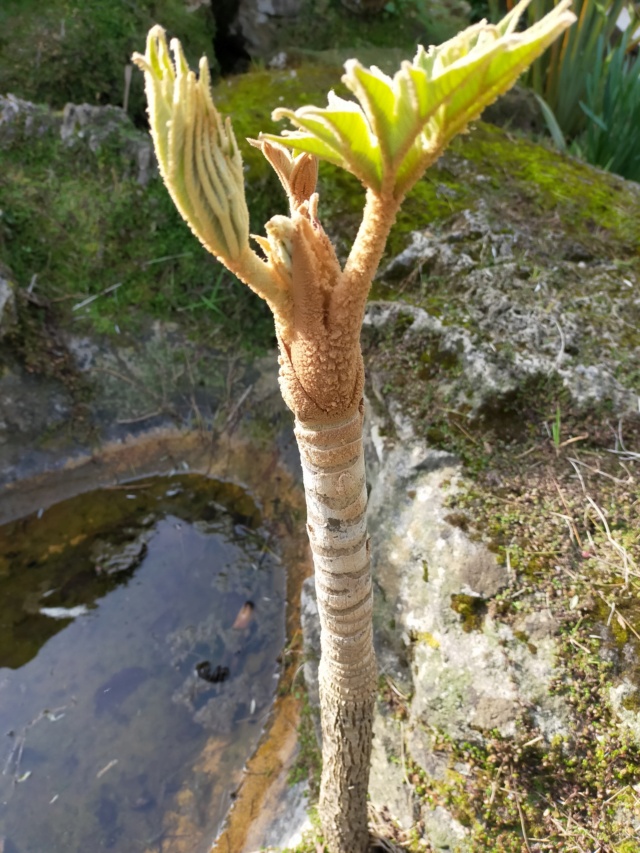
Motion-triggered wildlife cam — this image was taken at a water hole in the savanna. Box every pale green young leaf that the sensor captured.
[432,15,580,145]
[261,128,349,171]
[263,0,576,198]
[496,0,531,36]
[266,94,382,190]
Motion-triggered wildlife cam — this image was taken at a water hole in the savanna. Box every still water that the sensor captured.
[0,475,286,852]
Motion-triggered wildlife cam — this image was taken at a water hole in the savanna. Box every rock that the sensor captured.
[370,196,639,418]
[234,0,329,57]
[382,229,476,281]
[0,264,16,341]
[61,103,156,185]
[513,610,557,643]
[366,411,569,744]
[300,576,321,713]
[368,711,416,830]
[256,780,313,851]
[421,805,470,853]
[482,84,545,134]
[0,367,72,454]
[609,681,640,743]
[91,529,154,576]
[0,95,156,184]
[364,286,635,419]
[0,94,60,146]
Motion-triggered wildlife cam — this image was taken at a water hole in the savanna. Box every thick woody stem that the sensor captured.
[295,404,376,853]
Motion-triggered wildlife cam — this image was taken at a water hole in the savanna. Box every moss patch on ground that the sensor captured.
[0,0,218,127]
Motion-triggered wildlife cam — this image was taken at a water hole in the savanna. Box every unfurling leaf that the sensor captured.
[261,0,576,197]
[132,27,250,263]
[248,138,318,209]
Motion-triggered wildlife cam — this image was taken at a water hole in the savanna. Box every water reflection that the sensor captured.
[0,476,285,852]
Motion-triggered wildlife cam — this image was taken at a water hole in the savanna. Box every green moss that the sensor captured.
[422,559,429,583]
[450,594,487,632]
[0,0,217,126]
[414,630,440,649]
[387,166,474,258]
[0,122,273,349]
[212,65,346,179]
[288,688,322,795]
[382,122,640,283]
[454,124,640,255]
[621,691,640,713]
[211,65,368,243]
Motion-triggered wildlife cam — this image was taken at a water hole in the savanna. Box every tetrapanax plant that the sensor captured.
[133,2,574,850]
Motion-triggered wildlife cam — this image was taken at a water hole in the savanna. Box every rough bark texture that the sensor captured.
[295,408,377,853]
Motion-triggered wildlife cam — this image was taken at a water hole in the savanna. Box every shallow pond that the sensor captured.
[0,474,286,852]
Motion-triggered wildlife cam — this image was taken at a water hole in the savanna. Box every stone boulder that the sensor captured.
[0,95,156,185]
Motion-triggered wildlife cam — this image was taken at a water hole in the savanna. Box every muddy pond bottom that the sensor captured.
[0,474,285,853]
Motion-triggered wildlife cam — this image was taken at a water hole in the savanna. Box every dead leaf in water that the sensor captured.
[232,601,254,630]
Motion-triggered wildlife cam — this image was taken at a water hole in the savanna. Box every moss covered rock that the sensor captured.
[0,0,217,126]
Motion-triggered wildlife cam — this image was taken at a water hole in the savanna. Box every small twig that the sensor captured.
[558,433,589,448]
[568,457,630,485]
[224,383,253,431]
[384,675,409,702]
[449,417,480,446]
[568,636,592,656]
[91,367,160,406]
[486,761,504,817]
[553,480,582,546]
[141,252,192,267]
[399,723,411,789]
[568,458,587,494]
[587,497,634,587]
[597,593,640,643]
[606,448,640,461]
[509,769,532,853]
[116,410,163,425]
[514,443,539,460]
[3,704,69,782]
[104,481,153,491]
[182,349,205,432]
[96,759,118,779]
[72,282,122,311]
[603,784,629,805]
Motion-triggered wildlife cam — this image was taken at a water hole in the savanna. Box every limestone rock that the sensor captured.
[90,529,154,576]
[0,95,156,184]
[234,0,327,56]
[0,94,60,146]
[0,263,16,341]
[301,576,321,713]
[482,84,545,134]
[61,103,156,185]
